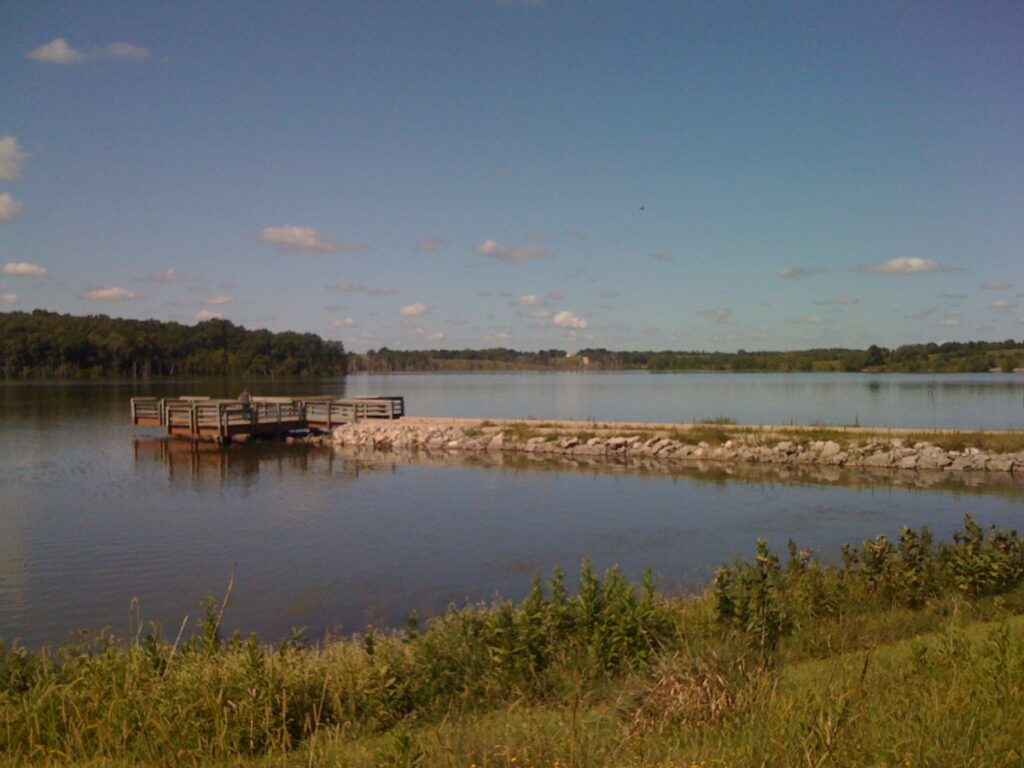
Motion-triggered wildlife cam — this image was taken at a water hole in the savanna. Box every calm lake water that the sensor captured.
[1,372,1023,647]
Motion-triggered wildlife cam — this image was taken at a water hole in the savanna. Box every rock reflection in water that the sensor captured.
[326,445,1024,501]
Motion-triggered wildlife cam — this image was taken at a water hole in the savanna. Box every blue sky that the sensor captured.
[1,1,1022,352]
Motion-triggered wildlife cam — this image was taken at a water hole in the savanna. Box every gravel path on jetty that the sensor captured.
[320,417,1024,475]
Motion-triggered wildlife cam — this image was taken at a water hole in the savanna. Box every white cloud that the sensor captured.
[0,193,22,222]
[517,294,543,306]
[333,283,396,296]
[778,266,827,279]
[415,237,444,252]
[0,137,28,181]
[105,42,150,59]
[1,293,19,305]
[332,317,358,328]
[195,310,223,321]
[27,38,87,64]
[400,303,431,316]
[553,310,588,329]
[87,286,137,301]
[865,257,956,275]
[258,225,366,254]
[991,300,1015,311]
[938,318,961,327]
[430,332,445,342]
[696,308,732,322]
[27,38,150,64]
[474,239,552,263]
[3,261,49,278]
[203,295,234,306]
[982,281,1010,290]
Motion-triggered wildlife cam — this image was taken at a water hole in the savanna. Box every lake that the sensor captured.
[1,372,1023,647]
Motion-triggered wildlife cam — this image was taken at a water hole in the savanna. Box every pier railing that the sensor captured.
[304,396,404,428]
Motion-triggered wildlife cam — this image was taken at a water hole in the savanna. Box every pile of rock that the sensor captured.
[328,422,1024,474]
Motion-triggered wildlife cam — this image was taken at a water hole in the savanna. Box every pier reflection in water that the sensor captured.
[133,439,372,486]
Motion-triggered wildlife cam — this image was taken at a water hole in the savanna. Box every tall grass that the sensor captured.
[2,517,1024,766]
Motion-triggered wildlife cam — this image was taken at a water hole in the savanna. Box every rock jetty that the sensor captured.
[324,418,1024,474]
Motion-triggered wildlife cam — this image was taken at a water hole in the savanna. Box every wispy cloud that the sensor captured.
[0,193,23,222]
[1,293,19,305]
[696,307,732,322]
[259,225,366,254]
[3,261,49,278]
[651,253,675,263]
[788,315,829,325]
[553,310,588,329]
[982,281,1011,290]
[991,300,1015,311]
[0,137,28,181]
[0,192,22,222]
[942,292,967,300]
[778,266,827,279]
[516,294,544,306]
[87,286,137,301]
[475,239,552,263]
[814,297,859,306]
[529,309,551,320]
[938,310,961,327]
[333,283,396,296]
[415,237,444,252]
[332,318,358,329]
[27,38,150,64]
[864,257,958,275]
[105,42,150,59]
[203,295,234,306]
[400,303,431,316]
[135,268,196,284]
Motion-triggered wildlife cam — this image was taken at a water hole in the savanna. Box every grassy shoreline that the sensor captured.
[4,518,1024,766]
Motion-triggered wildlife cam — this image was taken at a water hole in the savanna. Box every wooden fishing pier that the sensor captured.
[130,395,403,442]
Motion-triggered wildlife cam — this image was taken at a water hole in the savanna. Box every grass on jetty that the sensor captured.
[476,420,1024,454]
[4,517,1024,766]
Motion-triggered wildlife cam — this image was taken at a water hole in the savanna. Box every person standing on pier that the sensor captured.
[238,388,252,417]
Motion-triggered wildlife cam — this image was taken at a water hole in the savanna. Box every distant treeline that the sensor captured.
[349,341,1024,374]
[347,347,581,372]
[3,311,1020,379]
[0,310,347,379]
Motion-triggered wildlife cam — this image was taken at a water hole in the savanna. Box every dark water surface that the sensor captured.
[1,374,1023,647]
